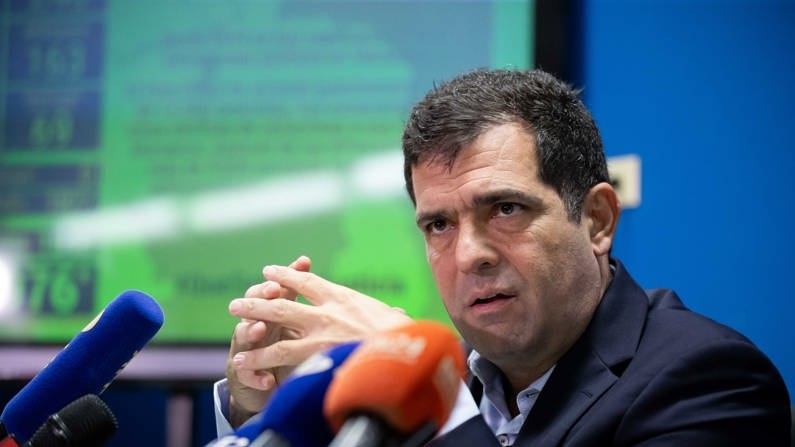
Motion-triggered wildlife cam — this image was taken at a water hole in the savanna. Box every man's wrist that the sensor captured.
[229,395,262,429]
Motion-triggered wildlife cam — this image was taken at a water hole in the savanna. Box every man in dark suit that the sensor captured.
[216,68,791,445]
[428,259,789,445]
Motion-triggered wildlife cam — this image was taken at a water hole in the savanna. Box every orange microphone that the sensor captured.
[324,320,466,447]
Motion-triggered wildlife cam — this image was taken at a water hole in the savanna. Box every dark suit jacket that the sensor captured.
[428,260,791,446]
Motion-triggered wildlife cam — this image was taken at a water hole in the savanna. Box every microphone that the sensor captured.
[24,394,118,447]
[206,341,360,447]
[324,320,466,447]
[0,290,164,444]
[0,395,117,447]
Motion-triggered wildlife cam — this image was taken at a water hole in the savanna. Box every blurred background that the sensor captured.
[0,0,792,445]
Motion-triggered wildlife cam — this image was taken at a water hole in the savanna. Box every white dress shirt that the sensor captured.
[468,350,554,446]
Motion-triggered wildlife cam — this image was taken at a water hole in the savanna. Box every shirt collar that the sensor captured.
[467,349,555,443]
[468,349,555,393]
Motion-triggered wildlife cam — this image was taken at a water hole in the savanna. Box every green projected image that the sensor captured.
[0,0,533,344]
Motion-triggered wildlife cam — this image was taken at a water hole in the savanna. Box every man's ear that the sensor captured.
[583,182,621,256]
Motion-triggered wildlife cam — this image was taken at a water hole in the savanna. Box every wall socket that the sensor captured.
[607,154,641,209]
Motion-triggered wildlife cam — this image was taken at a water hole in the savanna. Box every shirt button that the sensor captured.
[498,434,510,446]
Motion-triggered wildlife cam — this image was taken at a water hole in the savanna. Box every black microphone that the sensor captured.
[24,394,117,447]
[0,290,164,444]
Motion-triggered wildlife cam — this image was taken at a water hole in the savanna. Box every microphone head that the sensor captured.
[27,394,118,447]
[1,289,163,443]
[323,320,466,436]
[213,342,360,447]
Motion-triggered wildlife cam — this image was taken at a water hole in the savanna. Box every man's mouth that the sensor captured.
[472,293,515,306]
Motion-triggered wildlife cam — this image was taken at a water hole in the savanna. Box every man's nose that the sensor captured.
[454,222,499,273]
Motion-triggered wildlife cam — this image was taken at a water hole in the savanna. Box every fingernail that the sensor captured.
[233,353,245,366]
[262,265,276,277]
[261,376,273,390]
[229,299,242,314]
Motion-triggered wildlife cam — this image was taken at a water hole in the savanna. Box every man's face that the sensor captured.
[412,123,605,374]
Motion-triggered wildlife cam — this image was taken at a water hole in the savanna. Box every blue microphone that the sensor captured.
[207,341,360,447]
[0,290,164,444]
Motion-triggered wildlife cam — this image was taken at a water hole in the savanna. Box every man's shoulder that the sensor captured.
[642,286,756,350]
[609,260,758,353]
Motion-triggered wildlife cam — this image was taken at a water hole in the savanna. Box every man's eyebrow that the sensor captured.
[415,209,445,228]
[471,189,544,209]
[415,189,543,227]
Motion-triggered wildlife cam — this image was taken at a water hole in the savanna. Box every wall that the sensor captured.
[576,0,795,398]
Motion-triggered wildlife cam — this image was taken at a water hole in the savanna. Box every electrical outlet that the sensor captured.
[607,154,641,209]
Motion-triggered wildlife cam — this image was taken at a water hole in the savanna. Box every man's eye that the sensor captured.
[496,203,518,216]
[428,220,448,234]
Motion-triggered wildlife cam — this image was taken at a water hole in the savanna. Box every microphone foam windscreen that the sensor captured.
[218,342,360,447]
[260,341,360,446]
[1,289,163,443]
[323,320,466,435]
[28,394,118,447]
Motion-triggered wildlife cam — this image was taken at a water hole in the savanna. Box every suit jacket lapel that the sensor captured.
[517,260,650,445]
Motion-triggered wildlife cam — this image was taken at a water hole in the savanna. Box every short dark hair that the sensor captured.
[402,68,608,222]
